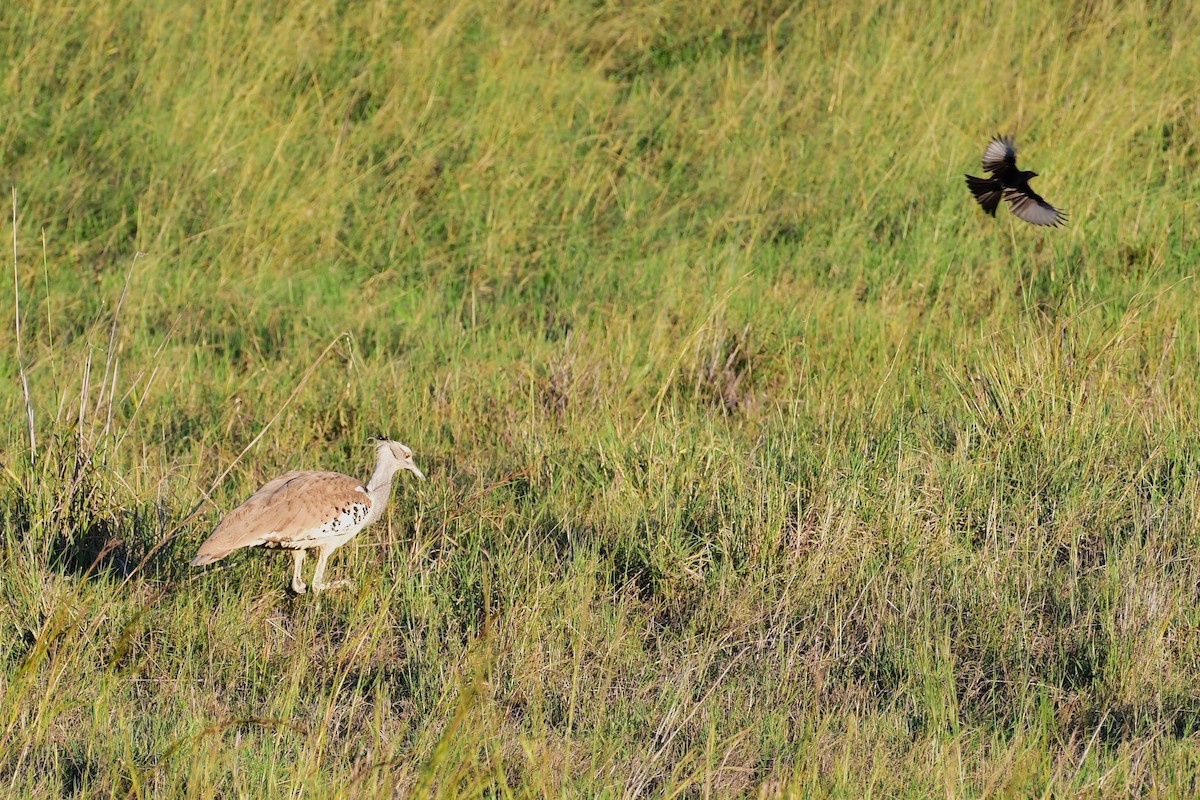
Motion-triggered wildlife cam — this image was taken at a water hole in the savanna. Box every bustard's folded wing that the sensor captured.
[191,471,372,564]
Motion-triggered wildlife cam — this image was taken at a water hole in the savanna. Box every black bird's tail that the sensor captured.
[965,174,1002,217]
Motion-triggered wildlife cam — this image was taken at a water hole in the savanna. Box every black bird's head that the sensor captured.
[1021,169,1038,180]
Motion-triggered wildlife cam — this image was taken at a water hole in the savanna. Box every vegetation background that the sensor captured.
[2,0,1200,796]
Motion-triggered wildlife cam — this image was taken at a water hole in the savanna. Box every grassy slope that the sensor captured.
[2,0,1200,795]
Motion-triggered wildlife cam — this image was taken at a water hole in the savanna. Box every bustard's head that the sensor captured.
[372,437,426,480]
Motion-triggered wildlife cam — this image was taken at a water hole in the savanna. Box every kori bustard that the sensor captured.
[191,438,424,593]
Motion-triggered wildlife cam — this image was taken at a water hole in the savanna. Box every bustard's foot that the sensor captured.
[291,578,308,595]
[312,579,354,593]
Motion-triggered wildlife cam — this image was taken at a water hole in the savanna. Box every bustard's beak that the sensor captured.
[408,463,426,481]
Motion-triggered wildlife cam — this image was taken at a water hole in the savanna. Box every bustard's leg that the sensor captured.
[311,545,333,592]
[291,549,308,594]
[311,545,352,592]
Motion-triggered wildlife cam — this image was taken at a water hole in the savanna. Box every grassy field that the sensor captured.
[3,0,1200,796]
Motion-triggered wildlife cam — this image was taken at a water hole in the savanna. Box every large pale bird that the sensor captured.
[191,438,425,593]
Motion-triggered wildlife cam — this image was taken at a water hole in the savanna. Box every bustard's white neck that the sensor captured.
[364,438,425,526]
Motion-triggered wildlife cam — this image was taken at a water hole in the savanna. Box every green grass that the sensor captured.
[3,0,1200,795]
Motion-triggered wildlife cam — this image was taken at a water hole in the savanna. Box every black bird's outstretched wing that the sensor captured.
[981,135,1017,174]
[1003,187,1067,227]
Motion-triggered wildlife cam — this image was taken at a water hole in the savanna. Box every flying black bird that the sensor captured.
[965,135,1067,227]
